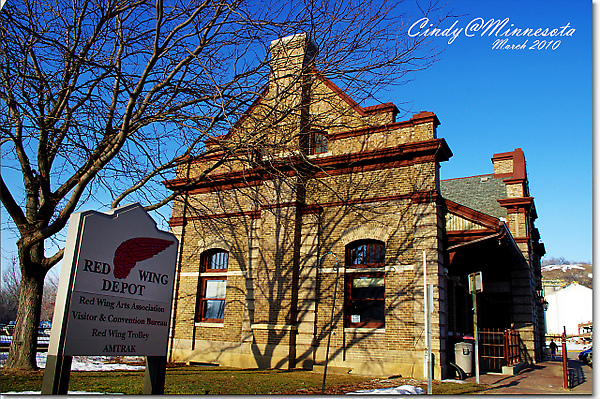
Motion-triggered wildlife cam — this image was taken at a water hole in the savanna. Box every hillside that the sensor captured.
[541,263,593,289]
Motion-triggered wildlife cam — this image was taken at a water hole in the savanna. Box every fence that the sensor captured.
[479,328,521,371]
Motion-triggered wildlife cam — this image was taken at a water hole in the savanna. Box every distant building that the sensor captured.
[165,33,546,378]
[542,278,568,296]
[544,283,592,336]
[578,321,592,338]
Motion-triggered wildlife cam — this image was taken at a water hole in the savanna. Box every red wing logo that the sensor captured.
[113,237,175,279]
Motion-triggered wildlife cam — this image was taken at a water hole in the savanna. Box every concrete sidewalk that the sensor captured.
[464,353,593,394]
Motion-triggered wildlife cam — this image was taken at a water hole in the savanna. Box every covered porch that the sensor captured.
[443,199,542,373]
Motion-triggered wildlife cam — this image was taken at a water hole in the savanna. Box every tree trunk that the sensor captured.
[5,261,46,370]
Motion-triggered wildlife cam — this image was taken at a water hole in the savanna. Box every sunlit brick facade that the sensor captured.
[165,34,545,378]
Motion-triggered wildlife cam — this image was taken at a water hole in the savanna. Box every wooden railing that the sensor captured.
[504,328,520,366]
[479,328,521,371]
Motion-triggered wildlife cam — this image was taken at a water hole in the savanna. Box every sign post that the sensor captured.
[562,326,569,389]
[422,251,433,395]
[426,283,433,394]
[42,203,178,395]
[468,272,483,384]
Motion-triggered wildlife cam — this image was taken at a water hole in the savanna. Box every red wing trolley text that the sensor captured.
[92,329,150,341]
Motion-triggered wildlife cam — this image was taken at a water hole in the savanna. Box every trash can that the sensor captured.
[454,342,474,375]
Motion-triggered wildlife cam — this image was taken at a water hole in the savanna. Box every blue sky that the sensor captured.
[386,0,592,262]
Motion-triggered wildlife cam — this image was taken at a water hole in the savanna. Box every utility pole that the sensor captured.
[472,285,479,384]
[469,272,483,384]
[423,251,432,395]
[426,284,433,394]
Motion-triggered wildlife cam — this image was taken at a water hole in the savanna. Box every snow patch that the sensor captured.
[35,353,145,371]
[348,385,425,395]
[0,351,145,372]
[542,264,586,272]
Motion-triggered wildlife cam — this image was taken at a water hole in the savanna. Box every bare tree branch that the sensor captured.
[0,0,448,370]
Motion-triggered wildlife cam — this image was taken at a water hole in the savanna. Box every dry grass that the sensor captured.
[1,364,488,395]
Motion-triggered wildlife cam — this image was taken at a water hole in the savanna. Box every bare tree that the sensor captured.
[0,258,21,324]
[40,272,59,322]
[1,0,446,370]
[0,258,58,324]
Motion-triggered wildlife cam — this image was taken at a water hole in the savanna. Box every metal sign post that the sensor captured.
[426,283,433,394]
[422,252,430,394]
[469,272,483,384]
[422,251,433,394]
[562,326,569,389]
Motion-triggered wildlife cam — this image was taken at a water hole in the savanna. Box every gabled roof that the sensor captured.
[444,198,501,232]
[206,68,400,146]
[440,174,508,220]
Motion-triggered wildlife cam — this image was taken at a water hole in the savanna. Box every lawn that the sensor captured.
[1,364,489,395]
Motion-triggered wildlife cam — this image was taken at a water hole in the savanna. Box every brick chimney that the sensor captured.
[268,33,317,100]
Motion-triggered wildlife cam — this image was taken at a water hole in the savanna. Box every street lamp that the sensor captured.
[542,300,549,311]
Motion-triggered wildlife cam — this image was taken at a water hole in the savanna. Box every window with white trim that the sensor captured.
[196,249,228,322]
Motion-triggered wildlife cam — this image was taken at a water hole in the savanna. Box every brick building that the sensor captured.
[440,148,546,365]
[165,33,545,378]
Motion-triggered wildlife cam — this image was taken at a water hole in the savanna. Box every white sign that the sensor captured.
[468,271,483,293]
[48,203,178,357]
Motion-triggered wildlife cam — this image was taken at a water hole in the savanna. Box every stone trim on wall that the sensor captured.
[195,322,224,328]
[168,191,444,227]
[163,139,452,194]
[180,270,246,278]
[251,323,298,331]
[197,237,232,254]
[339,222,393,246]
[318,265,415,274]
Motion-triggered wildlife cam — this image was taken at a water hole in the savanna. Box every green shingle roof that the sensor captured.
[440,174,507,219]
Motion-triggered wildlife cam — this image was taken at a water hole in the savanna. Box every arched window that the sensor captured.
[202,250,228,271]
[345,240,385,328]
[346,240,385,268]
[196,249,228,322]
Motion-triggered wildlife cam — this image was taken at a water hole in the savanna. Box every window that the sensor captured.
[203,250,228,271]
[345,240,385,327]
[196,250,228,322]
[346,273,385,328]
[347,240,385,268]
[311,131,328,155]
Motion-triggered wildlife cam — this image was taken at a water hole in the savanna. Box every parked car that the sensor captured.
[39,321,52,329]
[578,347,593,365]
[5,321,15,335]
[39,321,52,336]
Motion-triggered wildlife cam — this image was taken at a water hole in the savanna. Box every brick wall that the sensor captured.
[166,33,451,376]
